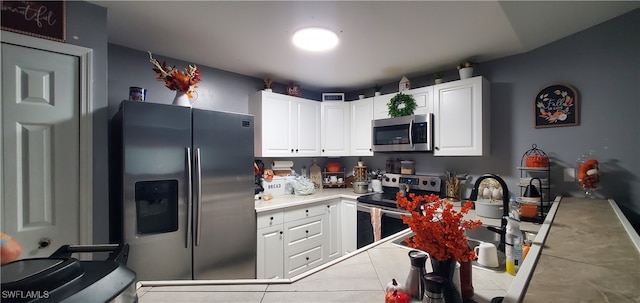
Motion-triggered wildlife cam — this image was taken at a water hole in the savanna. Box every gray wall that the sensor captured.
[65,1,110,244]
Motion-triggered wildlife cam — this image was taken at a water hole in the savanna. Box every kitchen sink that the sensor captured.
[390,225,537,273]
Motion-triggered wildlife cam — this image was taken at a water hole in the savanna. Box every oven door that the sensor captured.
[356,203,409,249]
[372,114,432,152]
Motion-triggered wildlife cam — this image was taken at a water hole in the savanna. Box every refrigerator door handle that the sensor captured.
[195,147,203,246]
[185,147,192,249]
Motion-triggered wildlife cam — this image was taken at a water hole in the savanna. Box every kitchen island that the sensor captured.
[136,192,639,303]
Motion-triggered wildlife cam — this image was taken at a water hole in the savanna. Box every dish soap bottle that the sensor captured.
[505,216,523,275]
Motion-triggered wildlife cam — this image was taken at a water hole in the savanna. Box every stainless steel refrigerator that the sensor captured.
[110,100,256,281]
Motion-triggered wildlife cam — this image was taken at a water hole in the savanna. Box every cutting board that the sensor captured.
[310,159,322,189]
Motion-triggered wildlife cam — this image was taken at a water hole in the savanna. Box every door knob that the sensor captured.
[38,238,51,249]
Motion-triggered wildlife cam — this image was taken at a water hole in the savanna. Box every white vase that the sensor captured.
[172,91,191,107]
[459,67,474,79]
[435,78,444,84]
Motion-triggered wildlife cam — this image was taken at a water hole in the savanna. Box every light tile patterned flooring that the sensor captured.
[137,242,509,303]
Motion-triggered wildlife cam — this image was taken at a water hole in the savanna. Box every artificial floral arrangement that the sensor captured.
[387,93,417,118]
[149,52,201,98]
[396,193,482,262]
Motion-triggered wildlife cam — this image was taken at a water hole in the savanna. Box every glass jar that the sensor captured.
[576,151,600,198]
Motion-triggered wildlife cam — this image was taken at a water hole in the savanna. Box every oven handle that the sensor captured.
[357,204,408,219]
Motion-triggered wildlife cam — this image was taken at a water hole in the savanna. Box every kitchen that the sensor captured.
[0,1,639,302]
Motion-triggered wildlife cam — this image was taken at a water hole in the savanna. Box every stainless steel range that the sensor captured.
[356,173,442,248]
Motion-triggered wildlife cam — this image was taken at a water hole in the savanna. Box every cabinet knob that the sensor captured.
[435,146,440,150]
[295,149,299,152]
[322,149,325,152]
[291,149,294,153]
[279,231,283,235]
[305,209,309,213]
[369,148,372,152]
[306,257,309,261]
[270,216,274,220]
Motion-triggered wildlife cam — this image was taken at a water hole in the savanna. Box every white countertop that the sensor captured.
[254,188,365,213]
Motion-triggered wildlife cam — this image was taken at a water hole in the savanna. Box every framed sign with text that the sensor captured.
[1,1,66,42]
[534,83,579,128]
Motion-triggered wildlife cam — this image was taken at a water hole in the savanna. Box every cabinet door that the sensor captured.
[257,225,284,279]
[255,92,294,157]
[321,102,350,156]
[373,93,394,120]
[350,98,374,156]
[433,76,489,156]
[325,201,341,261]
[294,100,321,156]
[407,86,434,115]
[340,199,357,254]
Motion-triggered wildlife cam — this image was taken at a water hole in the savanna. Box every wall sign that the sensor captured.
[1,1,66,42]
[534,83,579,128]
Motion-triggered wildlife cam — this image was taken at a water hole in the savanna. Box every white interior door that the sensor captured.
[1,43,81,258]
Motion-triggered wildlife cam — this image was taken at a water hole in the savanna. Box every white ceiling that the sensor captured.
[88,1,639,91]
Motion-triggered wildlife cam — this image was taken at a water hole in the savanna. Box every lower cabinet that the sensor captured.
[256,199,343,279]
[341,198,357,254]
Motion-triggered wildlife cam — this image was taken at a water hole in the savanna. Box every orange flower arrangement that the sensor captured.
[149,52,201,98]
[397,193,482,262]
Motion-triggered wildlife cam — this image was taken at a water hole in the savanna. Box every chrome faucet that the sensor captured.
[469,173,510,252]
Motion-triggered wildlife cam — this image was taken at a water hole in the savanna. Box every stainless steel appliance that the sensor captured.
[372,114,433,152]
[110,101,256,280]
[356,173,442,248]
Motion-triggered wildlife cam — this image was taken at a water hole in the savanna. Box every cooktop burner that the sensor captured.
[357,173,443,209]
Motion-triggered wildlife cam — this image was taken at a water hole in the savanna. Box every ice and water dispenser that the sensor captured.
[134,180,179,235]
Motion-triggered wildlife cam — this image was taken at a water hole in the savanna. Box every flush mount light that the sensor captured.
[292,27,338,51]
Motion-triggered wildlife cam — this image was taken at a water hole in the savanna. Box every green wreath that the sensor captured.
[387,93,417,117]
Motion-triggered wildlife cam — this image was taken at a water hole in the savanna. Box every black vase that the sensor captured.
[430,258,463,303]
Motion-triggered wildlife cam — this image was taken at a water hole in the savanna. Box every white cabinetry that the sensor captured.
[249,91,321,157]
[256,200,344,279]
[321,102,350,156]
[373,93,394,120]
[407,86,434,115]
[350,98,374,156]
[433,76,489,156]
[340,198,357,254]
[256,211,284,279]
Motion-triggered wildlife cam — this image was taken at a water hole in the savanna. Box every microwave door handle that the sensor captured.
[409,119,414,148]
[185,148,192,249]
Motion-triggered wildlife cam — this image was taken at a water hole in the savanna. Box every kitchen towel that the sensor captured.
[370,207,382,242]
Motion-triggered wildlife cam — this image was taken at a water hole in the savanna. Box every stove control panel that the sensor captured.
[381,173,442,192]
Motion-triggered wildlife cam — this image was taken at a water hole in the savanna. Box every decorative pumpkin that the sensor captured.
[387,93,417,117]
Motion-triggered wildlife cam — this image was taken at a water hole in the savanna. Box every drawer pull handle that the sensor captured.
[306,257,309,261]
[270,216,274,220]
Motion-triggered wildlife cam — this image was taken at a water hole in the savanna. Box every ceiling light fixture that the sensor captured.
[292,27,338,51]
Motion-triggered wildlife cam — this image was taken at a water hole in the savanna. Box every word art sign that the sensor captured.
[534,83,579,128]
[1,1,66,42]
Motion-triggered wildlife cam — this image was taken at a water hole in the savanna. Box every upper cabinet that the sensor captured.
[432,76,490,156]
[321,101,350,157]
[372,93,393,120]
[350,97,374,156]
[373,87,434,120]
[249,91,321,157]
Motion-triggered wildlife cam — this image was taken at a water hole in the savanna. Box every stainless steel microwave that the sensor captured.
[372,114,433,152]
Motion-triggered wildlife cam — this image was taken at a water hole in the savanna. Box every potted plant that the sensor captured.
[387,93,417,117]
[434,72,444,84]
[457,61,474,79]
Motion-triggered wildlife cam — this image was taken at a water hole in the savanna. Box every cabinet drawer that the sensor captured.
[284,216,324,248]
[284,240,325,278]
[257,210,284,229]
[284,203,326,222]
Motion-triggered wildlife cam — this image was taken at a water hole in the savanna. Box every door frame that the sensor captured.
[1,30,94,246]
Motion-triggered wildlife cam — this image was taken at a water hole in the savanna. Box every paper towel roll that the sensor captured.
[272,160,294,169]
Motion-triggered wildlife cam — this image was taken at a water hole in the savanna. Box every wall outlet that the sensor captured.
[564,168,576,182]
